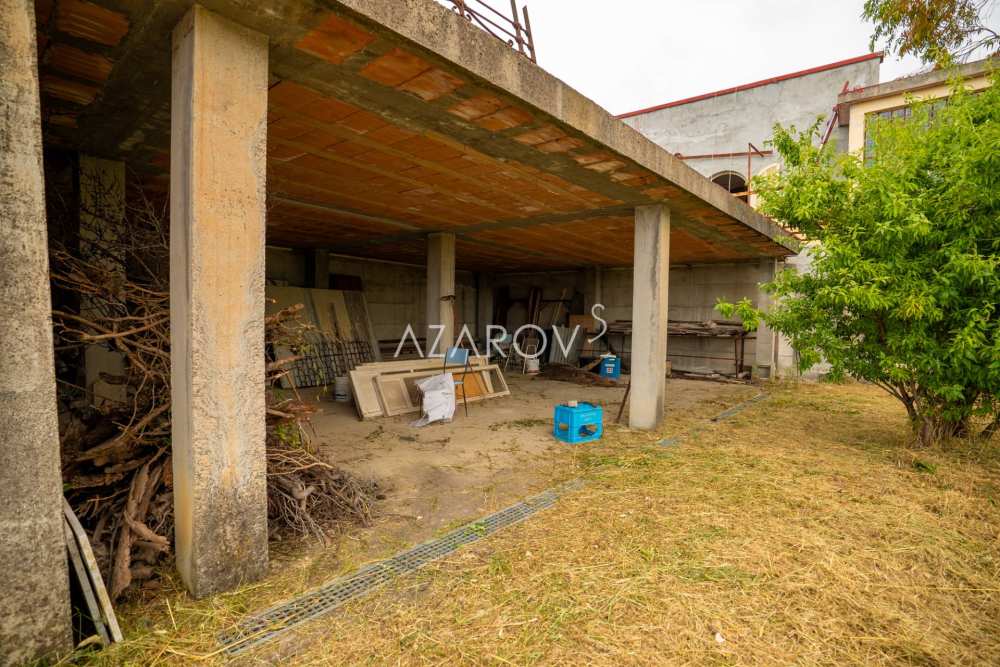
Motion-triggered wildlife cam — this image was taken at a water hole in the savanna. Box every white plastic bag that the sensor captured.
[410,372,456,427]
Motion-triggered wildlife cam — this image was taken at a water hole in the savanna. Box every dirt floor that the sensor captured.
[307,375,755,551]
[77,379,1000,665]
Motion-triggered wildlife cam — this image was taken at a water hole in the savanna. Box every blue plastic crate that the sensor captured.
[599,355,621,380]
[553,402,603,444]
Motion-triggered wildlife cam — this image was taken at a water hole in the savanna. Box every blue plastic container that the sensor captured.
[553,402,604,444]
[599,355,621,380]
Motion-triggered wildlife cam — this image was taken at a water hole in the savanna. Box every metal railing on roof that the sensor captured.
[447,0,537,63]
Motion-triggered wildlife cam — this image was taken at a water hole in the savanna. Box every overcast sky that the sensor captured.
[436,0,996,115]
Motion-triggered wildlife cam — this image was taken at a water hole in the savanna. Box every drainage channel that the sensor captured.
[218,391,770,655]
[218,478,586,655]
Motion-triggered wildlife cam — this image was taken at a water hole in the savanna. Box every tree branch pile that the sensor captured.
[54,190,375,599]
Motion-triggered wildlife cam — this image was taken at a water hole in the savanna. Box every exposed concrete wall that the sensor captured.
[623,59,881,180]
[264,248,477,346]
[169,6,269,598]
[600,262,777,374]
[495,271,584,331]
[0,0,73,660]
[263,249,771,372]
[266,246,307,286]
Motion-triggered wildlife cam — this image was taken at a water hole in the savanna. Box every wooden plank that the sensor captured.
[63,499,122,642]
[351,357,492,420]
[349,367,385,419]
[330,290,353,339]
[378,365,510,417]
[63,519,111,646]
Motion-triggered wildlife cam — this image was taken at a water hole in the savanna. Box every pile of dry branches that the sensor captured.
[53,187,375,599]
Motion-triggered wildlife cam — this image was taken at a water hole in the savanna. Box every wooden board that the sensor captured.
[376,365,510,417]
[64,520,111,645]
[63,499,122,642]
[349,357,488,420]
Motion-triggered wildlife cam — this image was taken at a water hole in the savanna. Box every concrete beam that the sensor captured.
[79,155,127,405]
[629,206,670,430]
[426,232,456,354]
[170,6,269,598]
[0,0,73,661]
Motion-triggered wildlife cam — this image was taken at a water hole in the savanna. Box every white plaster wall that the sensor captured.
[623,59,881,180]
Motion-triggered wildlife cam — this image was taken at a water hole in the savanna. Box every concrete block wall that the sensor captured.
[265,247,779,373]
[265,247,477,345]
[495,271,584,331]
[599,262,774,374]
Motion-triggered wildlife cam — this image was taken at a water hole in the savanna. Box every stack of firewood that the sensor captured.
[53,191,375,599]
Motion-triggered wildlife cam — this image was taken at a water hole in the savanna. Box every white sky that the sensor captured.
[436,0,996,116]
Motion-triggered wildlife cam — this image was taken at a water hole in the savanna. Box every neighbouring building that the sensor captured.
[617,53,883,377]
[837,56,997,156]
[618,53,883,199]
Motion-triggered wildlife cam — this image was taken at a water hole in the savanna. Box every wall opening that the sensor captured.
[710,171,748,202]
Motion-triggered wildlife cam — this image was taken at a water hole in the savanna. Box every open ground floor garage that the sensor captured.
[1,0,797,659]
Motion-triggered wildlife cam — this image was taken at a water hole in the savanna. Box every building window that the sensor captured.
[864,99,947,160]
[711,171,748,202]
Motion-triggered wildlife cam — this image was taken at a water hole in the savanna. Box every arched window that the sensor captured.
[710,171,747,202]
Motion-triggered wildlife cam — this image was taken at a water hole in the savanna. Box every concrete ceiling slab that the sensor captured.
[35,0,798,271]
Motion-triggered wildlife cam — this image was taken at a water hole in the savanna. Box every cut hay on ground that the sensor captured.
[76,382,1000,665]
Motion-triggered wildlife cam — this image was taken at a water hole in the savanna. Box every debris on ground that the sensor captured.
[539,362,620,387]
[52,192,376,599]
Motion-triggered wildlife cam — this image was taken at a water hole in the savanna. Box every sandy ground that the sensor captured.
[305,374,753,550]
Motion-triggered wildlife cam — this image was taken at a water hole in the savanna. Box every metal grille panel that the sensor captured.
[219,479,584,655]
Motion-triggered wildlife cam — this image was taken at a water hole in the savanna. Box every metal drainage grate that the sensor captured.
[218,478,585,655]
[710,393,768,422]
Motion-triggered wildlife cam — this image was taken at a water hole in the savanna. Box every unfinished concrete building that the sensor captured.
[617,53,882,376]
[0,0,797,660]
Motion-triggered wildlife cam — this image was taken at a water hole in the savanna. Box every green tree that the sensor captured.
[863,0,999,65]
[720,75,1000,445]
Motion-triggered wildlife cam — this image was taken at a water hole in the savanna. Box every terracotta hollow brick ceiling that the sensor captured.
[35,0,796,272]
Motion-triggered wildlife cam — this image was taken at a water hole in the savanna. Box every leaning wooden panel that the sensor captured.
[378,365,510,418]
[349,368,385,419]
[376,374,416,416]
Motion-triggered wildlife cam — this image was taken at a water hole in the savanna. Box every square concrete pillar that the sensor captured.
[170,6,269,598]
[476,272,494,342]
[0,0,73,660]
[583,266,603,314]
[753,258,778,379]
[426,232,456,354]
[313,249,330,289]
[629,205,670,430]
[79,155,128,405]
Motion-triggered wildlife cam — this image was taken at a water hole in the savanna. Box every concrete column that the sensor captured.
[313,249,330,289]
[476,272,494,342]
[426,232,456,355]
[629,205,670,430]
[753,258,778,380]
[583,266,603,314]
[0,0,73,660]
[79,155,127,405]
[170,5,269,598]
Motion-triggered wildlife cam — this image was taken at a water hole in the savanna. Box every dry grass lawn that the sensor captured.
[78,381,1000,666]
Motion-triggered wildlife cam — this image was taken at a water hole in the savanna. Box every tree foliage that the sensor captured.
[722,75,1000,445]
[863,0,999,64]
